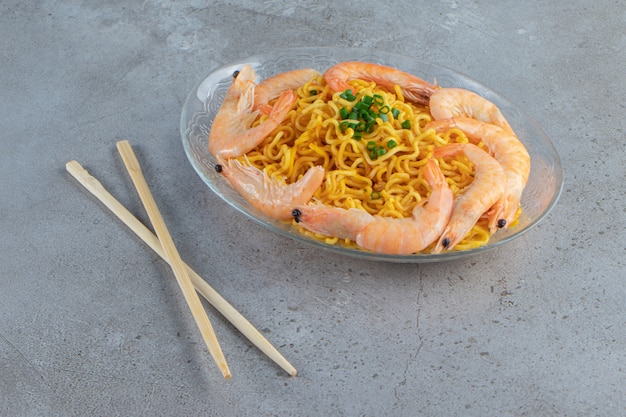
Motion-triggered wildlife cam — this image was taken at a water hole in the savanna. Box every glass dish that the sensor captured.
[180,47,563,263]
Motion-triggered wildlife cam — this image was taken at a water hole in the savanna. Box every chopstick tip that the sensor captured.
[65,160,82,173]
[220,365,232,379]
[116,139,131,148]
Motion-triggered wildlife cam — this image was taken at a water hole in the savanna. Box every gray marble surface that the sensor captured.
[1,1,624,416]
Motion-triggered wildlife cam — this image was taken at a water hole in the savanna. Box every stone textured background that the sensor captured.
[1,1,624,416]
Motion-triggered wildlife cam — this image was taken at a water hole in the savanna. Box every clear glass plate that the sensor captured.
[180,47,563,263]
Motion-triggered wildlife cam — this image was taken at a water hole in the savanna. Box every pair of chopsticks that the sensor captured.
[66,140,297,379]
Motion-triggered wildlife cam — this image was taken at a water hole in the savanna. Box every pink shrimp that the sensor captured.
[291,160,453,255]
[208,64,297,160]
[429,88,513,132]
[431,143,507,253]
[217,159,324,221]
[324,61,437,106]
[426,117,530,231]
[253,68,321,115]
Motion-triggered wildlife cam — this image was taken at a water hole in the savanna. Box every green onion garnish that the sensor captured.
[361,110,376,124]
[339,121,354,131]
[340,90,356,101]
[373,94,384,106]
[355,101,370,112]
[336,91,401,157]
[371,191,382,200]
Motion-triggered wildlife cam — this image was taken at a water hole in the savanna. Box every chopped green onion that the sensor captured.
[340,90,356,101]
[355,101,370,112]
[354,121,367,132]
[401,120,411,129]
[361,110,376,124]
[335,90,400,154]
[371,191,382,200]
[339,120,357,131]
[310,90,318,96]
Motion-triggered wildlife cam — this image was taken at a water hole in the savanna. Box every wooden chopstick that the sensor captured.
[65,159,297,377]
[115,140,231,379]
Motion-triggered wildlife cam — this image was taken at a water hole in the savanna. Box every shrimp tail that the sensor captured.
[253,68,321,115]
[325,78,354,95]
[268,90,297,122]
[285,165,326,207]
[431,142,465,159]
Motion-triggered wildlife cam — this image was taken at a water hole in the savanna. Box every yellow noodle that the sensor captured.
[239,74,513,253]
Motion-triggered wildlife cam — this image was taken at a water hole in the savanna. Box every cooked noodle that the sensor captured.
[238,74,504,252]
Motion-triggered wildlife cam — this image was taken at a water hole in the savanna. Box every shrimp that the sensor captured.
[291,160,453,255]
[431,143,506,253]
[324,61,437,106]
[426,117,530,231]
[429,88,513,132]
[253,68,321,115]
[217,159,324,221]
[208,64,297,160]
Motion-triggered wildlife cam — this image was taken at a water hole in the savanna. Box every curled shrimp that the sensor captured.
[427,117,530,231]
[291,160,453,255]
[253,68,321,115]
[208,64,297,160]
[429,88,513,132]
[217,159,325,221]
[324,61,437,106]
[431,143,506,253]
